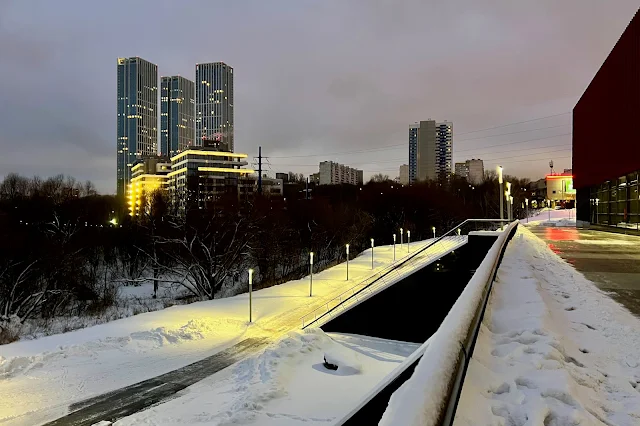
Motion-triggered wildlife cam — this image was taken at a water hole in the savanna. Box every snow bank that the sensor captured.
[524,208,576,227]
[0,317,246,378]
[454,227,640,425]
[378,222,517,426]
[0,238,432,425]
[114,330,418,425]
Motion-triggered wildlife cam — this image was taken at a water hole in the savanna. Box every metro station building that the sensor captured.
[573,8,640,228]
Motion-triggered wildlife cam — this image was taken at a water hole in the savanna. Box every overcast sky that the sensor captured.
[0,0,638,193]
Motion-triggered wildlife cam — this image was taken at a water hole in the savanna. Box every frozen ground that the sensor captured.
[113,330,419,426]
[454,227,640,426]
[0,238,434,425]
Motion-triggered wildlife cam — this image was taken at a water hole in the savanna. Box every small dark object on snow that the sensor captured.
[323,356,338,370]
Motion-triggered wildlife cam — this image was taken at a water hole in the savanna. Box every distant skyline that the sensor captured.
[0,0,638,193]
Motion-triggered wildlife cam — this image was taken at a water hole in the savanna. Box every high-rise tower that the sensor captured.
[408,120,453,182]
[116,57,158,197]
[160,76,195,157]
[195,62,234,151]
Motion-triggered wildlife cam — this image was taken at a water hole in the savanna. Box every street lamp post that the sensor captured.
[497,166,504,229]
[510,196,514,221]
[370,238,374,269]
[309,252,314,297]
[506,182,512,221]
[393,234,396,261]
[547,199,551,221]
[346,244,349,280]
[248,269,253,323]
[400,228,403,246]
[432,226,436,239]
[407,231,411,253]
[525,198,529,223]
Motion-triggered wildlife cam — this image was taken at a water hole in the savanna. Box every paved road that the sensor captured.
[529,226,640,317]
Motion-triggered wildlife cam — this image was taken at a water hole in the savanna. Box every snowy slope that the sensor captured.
[0,239,432,425]
[524,208,576,227]
[454,227,640,425]
[112,330,419,426]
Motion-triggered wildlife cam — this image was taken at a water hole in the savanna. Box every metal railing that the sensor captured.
[440,220,519,426]
[299,218,510,329]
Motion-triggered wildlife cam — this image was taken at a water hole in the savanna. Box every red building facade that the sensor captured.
[573,8,640,227]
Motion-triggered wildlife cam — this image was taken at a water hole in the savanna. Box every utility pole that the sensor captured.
[258,146,262,195]
[306,177,309,200]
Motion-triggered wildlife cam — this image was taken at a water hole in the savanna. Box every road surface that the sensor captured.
[529,226,640,317]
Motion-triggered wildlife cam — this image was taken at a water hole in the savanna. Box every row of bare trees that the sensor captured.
[0,172,528,341]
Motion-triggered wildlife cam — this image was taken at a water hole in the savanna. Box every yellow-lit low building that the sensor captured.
[128,157,171,217]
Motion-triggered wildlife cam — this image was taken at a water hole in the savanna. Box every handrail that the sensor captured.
[439,221,519,426]
[299,218,510,328]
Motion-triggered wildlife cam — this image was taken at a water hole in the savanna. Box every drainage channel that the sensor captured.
[320,233,500,424]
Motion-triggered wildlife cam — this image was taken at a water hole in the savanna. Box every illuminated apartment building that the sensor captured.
[128,156,171,217]
[168,139,254,212]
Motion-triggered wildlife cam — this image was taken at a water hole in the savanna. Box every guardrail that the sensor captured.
[439,221,518,425]
[299,218,510,329]
[363,220,519,426]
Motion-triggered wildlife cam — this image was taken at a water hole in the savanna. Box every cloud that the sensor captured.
[0,0,638,191]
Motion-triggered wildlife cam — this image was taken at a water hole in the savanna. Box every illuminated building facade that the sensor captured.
[128,156,171,217]
[546,173,576,203]
[160,76,195,158]
[574,9,640,228]
[117,57,158,198]
[195,62,234,151]
[168,139,254,212]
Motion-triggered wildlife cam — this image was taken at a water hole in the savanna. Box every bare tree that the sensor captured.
[154,214,254,300]
[369,173,391,183]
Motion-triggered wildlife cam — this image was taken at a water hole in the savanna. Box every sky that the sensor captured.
[0,0,638,194]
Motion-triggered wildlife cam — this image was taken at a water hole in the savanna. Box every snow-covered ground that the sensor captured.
[113,330,419,425]
[0,238,434,425]
[523,208,576,227]
[454,227,640,425]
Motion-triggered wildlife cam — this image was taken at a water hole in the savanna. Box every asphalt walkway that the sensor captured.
[529,226,640,317]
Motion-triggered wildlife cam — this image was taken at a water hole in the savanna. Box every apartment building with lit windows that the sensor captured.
[128,156,171,217]
[168,139,254,212]
[318,161,364,185]
[160,76,195,158]
[195,62,234,151]
[116,57,158,198]
[408,120,453,182]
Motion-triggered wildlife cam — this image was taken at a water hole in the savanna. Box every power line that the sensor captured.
[269,146,572,169]
[455,112,571,136]
[455,132,570,154]
[456,123,569,142]
[269,113,571,159]
[268,134,572,167]
[268,142,571,167]
[361,155,572,173]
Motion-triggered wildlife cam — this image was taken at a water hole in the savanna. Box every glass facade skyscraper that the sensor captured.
[161,76,195,158]
[195,62,234,151]
[117,57,158,197]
